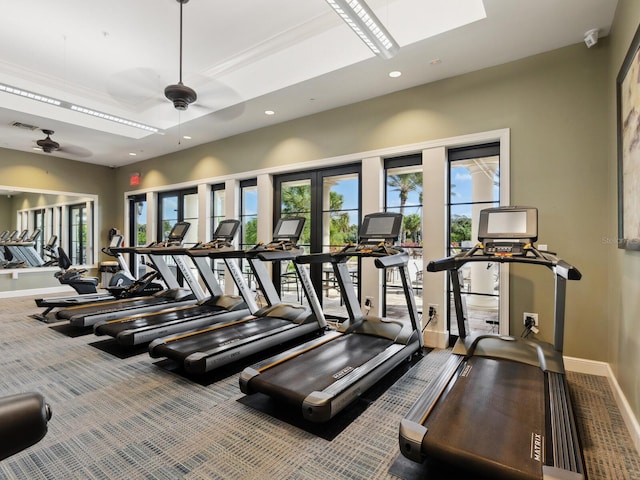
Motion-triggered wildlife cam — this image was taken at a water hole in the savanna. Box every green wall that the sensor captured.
[607,0,640,430]
[0,148,118,247]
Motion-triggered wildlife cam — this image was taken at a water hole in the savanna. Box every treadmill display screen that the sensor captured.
[217,223,234,237]
[359,213,402,242]
[478,206,537,242]
[214,220,239,239]
[273,217,305,241]
[278,219,300,236]
[366,216,396,236]
[487,211,527,235]
[28,229,41,241]
[168,222,190,241]
[109,235,123,248]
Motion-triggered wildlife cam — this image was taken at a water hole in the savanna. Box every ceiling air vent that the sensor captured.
[11,121,39,131]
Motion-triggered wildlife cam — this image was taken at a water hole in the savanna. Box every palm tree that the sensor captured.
[387,172,422,216]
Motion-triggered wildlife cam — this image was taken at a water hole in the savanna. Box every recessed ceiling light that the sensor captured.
[129,152,137,156]
[389,71,402,78]
[265,110,275,116]
[183,135,191,140]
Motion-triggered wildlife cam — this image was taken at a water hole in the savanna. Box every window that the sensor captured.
[239,180,258,251]
[211,184,226,239]
[448,142,501,338]
[129,194,147,279]
[69,203,88,264]
[384,154,423,317]
[33,208,45,256]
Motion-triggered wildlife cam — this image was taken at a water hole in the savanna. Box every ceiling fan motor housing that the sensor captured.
[37,130,60,153]
[165,82,197,110]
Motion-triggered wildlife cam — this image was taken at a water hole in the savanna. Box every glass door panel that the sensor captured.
[448,148,501,341]
[274,165,360,319]
[279,179,311,305]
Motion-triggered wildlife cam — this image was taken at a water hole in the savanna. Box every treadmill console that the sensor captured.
[44,235,58,249]
[109,235,124,248]
[359,212,402,244]
[478,206,537,256]
[192,219,240,250]
[164,221,191,247]
[27,229,41,242]
[337,212,403,257]
[213,219,240,243]
[261,216,305,250]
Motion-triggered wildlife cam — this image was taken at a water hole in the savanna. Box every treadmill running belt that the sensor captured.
[95,304,219,337]
[423,356,545,480]
[249,334,394,405]
[56,297,164,320]
[151,316,294,363]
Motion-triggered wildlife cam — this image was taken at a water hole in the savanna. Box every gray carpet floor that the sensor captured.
[0,294,639,479]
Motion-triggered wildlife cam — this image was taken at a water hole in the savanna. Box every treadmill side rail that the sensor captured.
[541,466,585,480]
[399,354,465,463]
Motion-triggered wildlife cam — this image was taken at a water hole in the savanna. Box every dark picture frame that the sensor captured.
[617,23,640,250]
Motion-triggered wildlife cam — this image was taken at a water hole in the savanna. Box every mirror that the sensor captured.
[0,185,98,271]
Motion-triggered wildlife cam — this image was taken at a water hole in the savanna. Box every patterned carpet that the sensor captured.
[0,294,639,479]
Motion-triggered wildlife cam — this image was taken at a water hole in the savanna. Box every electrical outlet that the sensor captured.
[428,304,438,318]
[523,312,538,327]
[364,296,374,309]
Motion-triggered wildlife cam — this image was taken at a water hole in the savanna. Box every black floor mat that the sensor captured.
[88,338,150,358]
[48,323,94,337]
[238,352,424,441]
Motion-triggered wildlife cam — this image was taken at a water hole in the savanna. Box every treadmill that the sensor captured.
[33,235,129,320]
[239,212,423,422]
[2,229,28,267]
[148,216,327,375]
[93,219,249,346]
[399,206,585,480]
[56,222,197,328]
[7,229,46,267]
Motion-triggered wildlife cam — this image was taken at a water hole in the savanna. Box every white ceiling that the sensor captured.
[0,0,618,168]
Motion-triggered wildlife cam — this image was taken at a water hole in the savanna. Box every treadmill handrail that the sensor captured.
[256,249,304,262]
[427,246,581,281]
[294,252,332,265]
[374,251,409,269]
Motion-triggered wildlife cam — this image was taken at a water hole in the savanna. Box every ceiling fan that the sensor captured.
[164,0,197,110]
[34,129,91,158]
[36,129,60,153]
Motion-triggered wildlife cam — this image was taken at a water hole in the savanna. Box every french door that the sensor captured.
[157,189,198,285]
[128,194,147,279]
[274,164,360,315]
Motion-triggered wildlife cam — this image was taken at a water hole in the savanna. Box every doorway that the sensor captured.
[274,164,360,317]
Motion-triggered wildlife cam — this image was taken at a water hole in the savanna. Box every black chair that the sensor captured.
[0,392,51,461]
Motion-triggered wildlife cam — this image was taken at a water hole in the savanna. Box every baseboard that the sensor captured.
[564,355,640,454]
[0,285,74,299]
[422,329,449,349]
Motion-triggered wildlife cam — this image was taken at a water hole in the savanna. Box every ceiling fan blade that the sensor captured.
[107,67,167,106]
[59,145,92,158]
